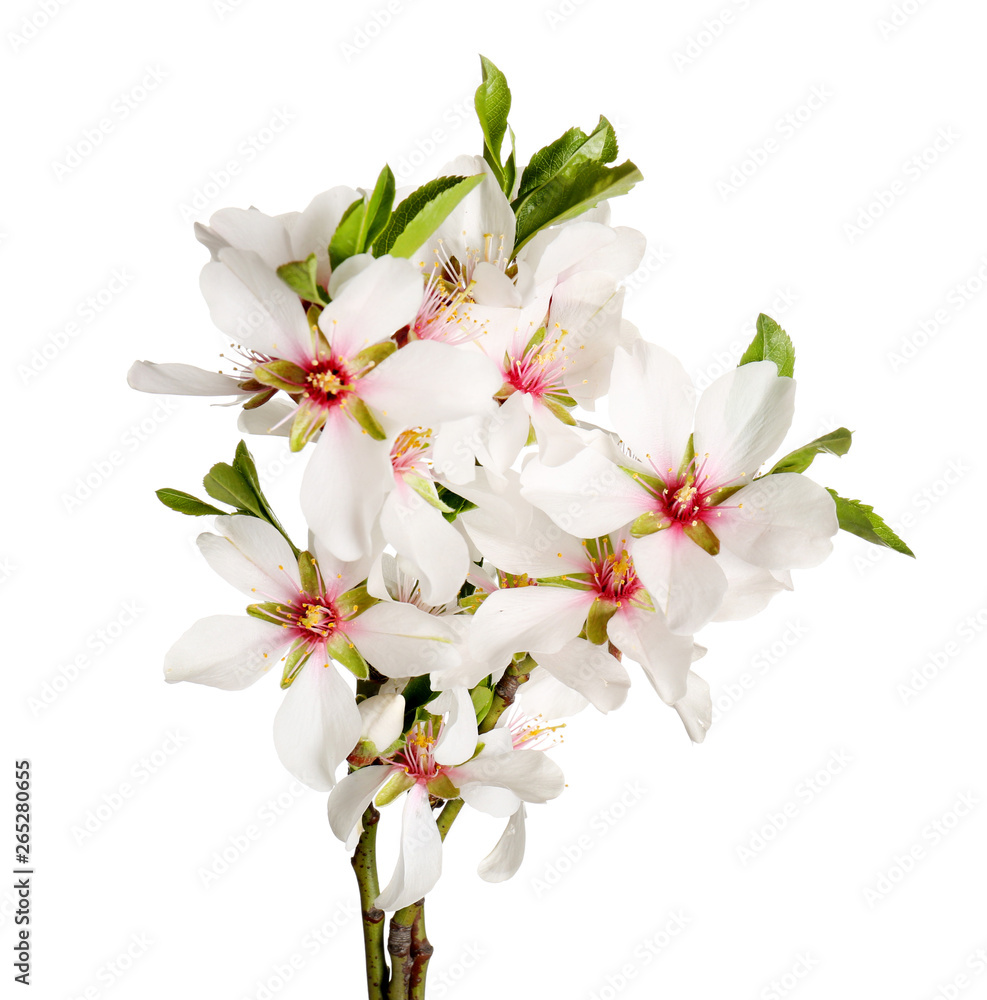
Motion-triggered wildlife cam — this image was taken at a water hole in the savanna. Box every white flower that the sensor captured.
[522,340,839,634]
[163,516,460,790]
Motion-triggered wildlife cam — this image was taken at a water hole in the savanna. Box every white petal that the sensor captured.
[205,207,292,269]
[346,602,459,677]
[327,765,392,841]
[610,341,696,474]
[517,667,590,719]
[380,488,469,607]
[432,687,479,766]
[564,227,646,282]
[163,615,284,689]
[673,671,712,743]
[519,222,617,287]
[453,749,565,803]
[273,661,362,792]
[358,693,406,750]
[631,529,727,635]
[376,783,443,911]
[535,638,631,713]
[289,186,361,284]
[694,362,796,484]
[470,586,593,665]
[237,398,297,436]
[459,783,521,818]
[712,547,794,621]
[606,606,696,705]
[127,361,249,397]
[715,473,838,569]
[478,806,527,883]
[521,450,646,538]
[483,392,531,474]
[197,515,300,601]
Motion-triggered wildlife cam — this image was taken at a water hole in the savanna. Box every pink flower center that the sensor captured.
[393,722,443,782]
[268,594,341,646]
[390,428,433,477]
[504,326,571,400]
[304,355,353,409]
[586,538,644,604]
[649,455,727,530]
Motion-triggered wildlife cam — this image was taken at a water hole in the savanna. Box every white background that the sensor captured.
[3,1,986,998]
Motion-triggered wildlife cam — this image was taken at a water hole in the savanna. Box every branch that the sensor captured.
[351,805,388,1000]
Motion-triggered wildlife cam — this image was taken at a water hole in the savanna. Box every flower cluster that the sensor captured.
[133,58,910,931]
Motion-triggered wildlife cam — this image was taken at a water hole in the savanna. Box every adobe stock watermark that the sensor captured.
[28,601,144,717]
[531,781,646,896]
[61,400,180,514]
[17,268,135,384]
[7,0,73,53]
[863,792,979,907]
[428,942,485,999]
[67,932,153,1000]
[672,0,760,72]
[717,86,834,201]
[878,0,934,40]
[896,604,987,704]
[758,953,819,1000]
[887,253,987,371]
[925,941,987,1000]
[735,749,853,865]
[177,108,296,223]
[198,780,310,888]
[70,732,190,846]
[339,0,412,61]
[843,127,960,245]
[622,245,673,300]
[51,66,169,180]
[586,910,691,999]
[391,92,474,182]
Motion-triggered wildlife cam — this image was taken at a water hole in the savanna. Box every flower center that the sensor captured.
[391,427,433,476]
[305,357,352,407]
[588,540,643,604]
[395,722,442,781]
[504,325,571,400]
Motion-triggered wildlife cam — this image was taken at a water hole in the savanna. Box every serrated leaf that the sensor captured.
[373,174,484,258]
[203,463,266,518]
[328,198,367,272]
[358,164,396,253]
[516,127,593,204]
[475,55,512,192]
[768,428,853,476]
[155,488,227,517]
[739,314,796,378]
[277,253,327,304]
[826,489,915,557]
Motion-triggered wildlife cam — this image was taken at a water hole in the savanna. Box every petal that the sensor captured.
[452,749,565,803]
[521,450,647,538]
[380,488,469,607]
[358,693,406,750]
[716,474,837,569]
[478,806,527,883]
[345,602,459,677]
[237,398,297,436]
[461,783,521,819]
[273,661,363,792]
[606,605,696,705]
[673,671,712,743]
[358,340,501,432]
[694,362,796,484]
[327,764,392,841]
[200,248,312,364]
[204,207,292,269]
[300,412,391,564]
[288,186,361,284]
[127,361,249,397]
[610,341,696,474]
[519,222,617,287]
[631,529,727,635]
[163,615,284,689]
[712,547,794,621]
[376,783,443,911]
[517,667,591,719]
[483,392,531,474]
[470,586,593,664]
[432,687,479,766]
[535,638,631,713]
[197,515,300,601]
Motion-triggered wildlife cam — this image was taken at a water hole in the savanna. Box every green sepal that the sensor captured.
[683,520,721,555]
[375,771,415,807]
[352,340,398,372]
[242,388,277,410]
[470,684,494,725]
[289,400,326,452]
[405,474,454,512]
[327,633,370,679]
[474,55,513,193]
[155,488,227,517]
[707,484,745,506]
[338,585,379,620]
[677,434,696,478]
[297,550,319,595]
[327,197,366,272]
[630,511,663,537]
[253,359,307,393]
[536,574,593,589]
[343,396,387,440]
[620,465,665,493]
[246,602,288,625]
[373,174,485,258]
[739,313,795,378]
[586,598,619,645]
[825,489,915,557]
[768,428,853,476]
[427,774,461,800]
[279,643,311,689]
[523,325,547,353]
[276,253,328,304]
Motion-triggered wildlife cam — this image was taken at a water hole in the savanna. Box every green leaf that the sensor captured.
[470,685,494,725]
[738,314,796,378]
[402,674,436,729]
[511,116,642,253]
[276,253,327,304]
[155,488,227,517]
[436,485,478,522]
[327,198,366,272]
[825,489,915,557]
[475,55,512,192]
[768,428,853,476]
[373,174,485,258]
[203,463,266,518]
[358,164,396,254]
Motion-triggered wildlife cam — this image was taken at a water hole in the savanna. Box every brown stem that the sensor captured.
[408,902,433,999]
[387,902,420,1000]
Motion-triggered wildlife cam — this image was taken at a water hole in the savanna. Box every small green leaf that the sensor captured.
[203,464,266,518]
[738,314,796,378]
[402,674,437,729]
[475,55,512,192]
[373,174,485,258]
[327,198,367,272]
[436,485,478,522]
[826,489,915,557]
[470,685,494,725]
[276,253,328,304]
[155,488,227,517]
[768,428,853,476]
[359,164,397,254]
